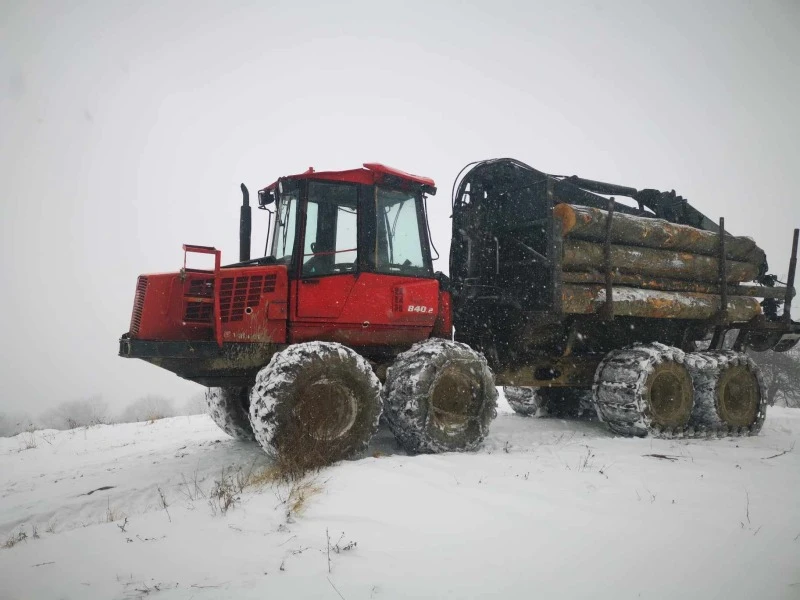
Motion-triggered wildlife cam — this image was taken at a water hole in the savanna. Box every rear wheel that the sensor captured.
[249,342,382,472]
[383,338,497,453]
[206,387,254,441]
[593,343,694,437]
[686,351,767,435]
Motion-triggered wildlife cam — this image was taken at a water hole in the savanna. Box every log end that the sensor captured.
[553,203,576,235]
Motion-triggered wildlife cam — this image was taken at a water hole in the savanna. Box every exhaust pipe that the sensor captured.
[239,183,251,262]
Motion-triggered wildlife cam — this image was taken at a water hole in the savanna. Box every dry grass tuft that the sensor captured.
[285,479,323,517]
[203,459,323,520]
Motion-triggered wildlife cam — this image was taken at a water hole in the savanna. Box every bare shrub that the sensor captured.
[748,347,800,407]
[157,487,172,522]
[106,497,126,523]
[0,412,37,438]
[119,395,176,423]
[178,470,206,503]
[326,529,358,574]
[20,430,37,450]
[3,529,28,549]
[207,468,242,516]
[179,393,207,416]
[38,396,109,430]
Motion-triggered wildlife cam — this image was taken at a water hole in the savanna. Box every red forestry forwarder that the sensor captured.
[121,163,496,465]
[120,159,800,466]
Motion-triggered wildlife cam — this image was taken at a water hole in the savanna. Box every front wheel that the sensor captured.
[383,338,497,453]
[249,342,382,472]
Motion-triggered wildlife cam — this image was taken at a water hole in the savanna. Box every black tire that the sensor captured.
[206,387,255,441]
[249,342,382,471]
[686,351,767,435]
[503,387,541,416]
[504,386,596,419]
[537,387,596,419]
[383,338,497,453]
[593,343,694,437]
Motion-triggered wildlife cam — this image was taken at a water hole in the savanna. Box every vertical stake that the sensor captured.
[783,228,799,323]
[710,218,728,350]
[602,197,615,321]
[548,178,563,315]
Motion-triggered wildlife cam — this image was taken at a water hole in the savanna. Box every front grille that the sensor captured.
[183,302,213,323]
[219,274,277,322]
[130,276,148,336]
[187,278,214,297]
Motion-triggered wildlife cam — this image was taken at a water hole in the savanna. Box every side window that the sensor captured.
[272,192,298,261]
[302,182,358,276]
[375,188,429,276]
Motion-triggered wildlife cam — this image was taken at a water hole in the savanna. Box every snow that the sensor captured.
[2,402,799,599]
[595,286,705,307]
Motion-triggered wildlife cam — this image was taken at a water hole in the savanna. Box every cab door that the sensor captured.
[336,186,439,343]
[295,181,358,319]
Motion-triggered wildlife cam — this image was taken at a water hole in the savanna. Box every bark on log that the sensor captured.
[554,203,766,266]
[562,285,762,322]
[562,239,761,283]
[561,271,790,299]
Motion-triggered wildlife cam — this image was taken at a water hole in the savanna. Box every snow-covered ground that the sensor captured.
[1,398,799,600]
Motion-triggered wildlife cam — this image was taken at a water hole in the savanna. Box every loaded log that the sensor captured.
[562,239,761,284]
[561,271,791,299]
[562,285,762,322]
[554,203,766,266]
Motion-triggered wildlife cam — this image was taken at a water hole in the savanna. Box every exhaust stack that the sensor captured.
[239,183,251,262]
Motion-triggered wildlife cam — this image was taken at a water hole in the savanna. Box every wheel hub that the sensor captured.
[295,378,358,441]
[717,365,760,427]
[647,363,693,427]
[430,365,478,433]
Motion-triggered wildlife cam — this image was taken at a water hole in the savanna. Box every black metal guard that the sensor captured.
[547,177,563,314]
[783,228,799,323]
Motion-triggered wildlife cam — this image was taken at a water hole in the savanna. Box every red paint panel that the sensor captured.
[289,273,439,346]
[432,291,453,338]
[261,164,435,194]
[362,163,436,188]
[219,266,289,344]
[128,265,288,344]
[133,273,202,341]
[295,275,357,319]
[339,274,438,328]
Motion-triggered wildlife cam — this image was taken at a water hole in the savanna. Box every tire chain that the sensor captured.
[593,343,765,439]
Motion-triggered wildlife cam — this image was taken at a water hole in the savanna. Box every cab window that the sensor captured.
[301,182,358,277]
[374,188,430,276]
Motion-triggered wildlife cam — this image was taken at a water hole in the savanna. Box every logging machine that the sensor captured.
[120,159,800,464]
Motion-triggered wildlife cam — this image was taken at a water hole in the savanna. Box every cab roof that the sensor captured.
[260,163,436,196]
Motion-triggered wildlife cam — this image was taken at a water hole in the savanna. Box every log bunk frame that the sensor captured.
[448,158,800,389]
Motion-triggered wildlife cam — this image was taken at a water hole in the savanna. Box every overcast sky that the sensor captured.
[1,0,799,415]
